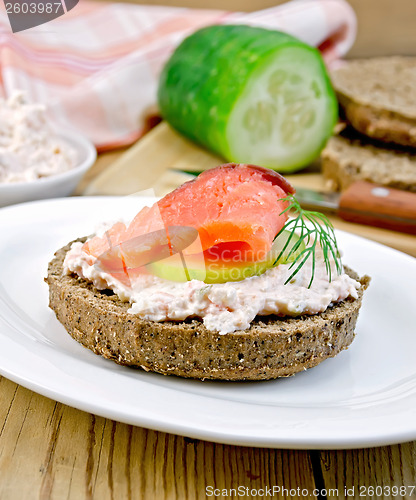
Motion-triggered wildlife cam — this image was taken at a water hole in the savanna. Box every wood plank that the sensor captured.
[319,445,416,499]
[0,376,318,499]
[2,373,415,498]
[81,123,221,196]
[74,146,130,196]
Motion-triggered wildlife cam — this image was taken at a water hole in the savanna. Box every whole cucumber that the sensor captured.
[158,25,337,172]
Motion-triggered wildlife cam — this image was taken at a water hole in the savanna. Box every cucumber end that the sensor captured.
[225,45,337,172]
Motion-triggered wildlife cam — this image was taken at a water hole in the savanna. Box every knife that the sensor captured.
[294,181,416,235]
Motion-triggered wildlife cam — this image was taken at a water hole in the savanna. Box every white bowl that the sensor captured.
[0,130,97,208]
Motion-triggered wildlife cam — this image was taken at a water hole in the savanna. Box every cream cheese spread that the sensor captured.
[0,92,77,183]
[64,241,360,335]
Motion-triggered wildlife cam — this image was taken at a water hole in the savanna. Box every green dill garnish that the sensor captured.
[199,285,212,295]
[274,195,342,288]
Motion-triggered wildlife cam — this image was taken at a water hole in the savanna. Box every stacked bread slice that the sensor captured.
[321,57,416,192]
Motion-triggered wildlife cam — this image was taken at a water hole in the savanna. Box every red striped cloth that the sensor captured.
[0,0,356,151]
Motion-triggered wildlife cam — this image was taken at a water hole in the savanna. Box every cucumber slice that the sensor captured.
[147,230,305,284]
[158,25,337,173]
[272,228,305,265]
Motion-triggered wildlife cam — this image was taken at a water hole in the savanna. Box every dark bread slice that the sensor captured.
[45,240,370,381]
[331,57,416,147]
[321,126,416,192]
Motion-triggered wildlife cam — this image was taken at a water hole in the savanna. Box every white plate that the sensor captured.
[0,197,415,450]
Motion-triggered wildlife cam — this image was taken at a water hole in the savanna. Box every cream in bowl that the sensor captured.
[0,92,96,207]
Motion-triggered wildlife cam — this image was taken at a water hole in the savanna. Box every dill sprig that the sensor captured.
[274,195,342,288]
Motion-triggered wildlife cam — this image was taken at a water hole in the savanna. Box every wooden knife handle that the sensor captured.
[338,181,416,235]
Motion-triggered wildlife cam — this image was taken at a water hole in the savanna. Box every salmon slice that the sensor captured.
[82,221,127,256]
[97,226,199,271]
[83,163,294,263]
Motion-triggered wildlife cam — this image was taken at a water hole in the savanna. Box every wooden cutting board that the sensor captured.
[81,122,416,257]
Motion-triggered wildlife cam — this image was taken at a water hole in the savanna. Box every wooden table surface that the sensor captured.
[2,0,416,497]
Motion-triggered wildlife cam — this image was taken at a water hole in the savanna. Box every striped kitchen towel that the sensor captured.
[0,0,356,151]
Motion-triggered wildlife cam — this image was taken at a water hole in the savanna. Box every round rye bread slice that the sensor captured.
[46,240,370,381]
[331,57,416,147]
